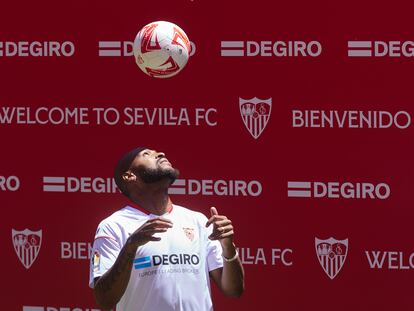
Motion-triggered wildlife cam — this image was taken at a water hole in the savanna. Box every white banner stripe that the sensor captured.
[99,50,122,57]
[221,41,244,48]
[168,188,186,195]
[170,179,185,186]
[287,181,311,188]
[254,117,257,137]
[23,307,45,311]
[287,190,311,197]
[43,185,65,192]
[23,248,27,267]
[348,41,371,48]
[221,50,244,57]
[324,257,328,274]
[43,176,65,183]
[99,41,121,48]
[348,50,372,57]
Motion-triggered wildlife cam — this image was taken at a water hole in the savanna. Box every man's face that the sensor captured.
[129,149,179,184]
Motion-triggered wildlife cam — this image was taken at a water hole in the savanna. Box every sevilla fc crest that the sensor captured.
[315,237,348,280]
[239,97,272,139]
[183,227,195,241]
[12,229,42,269]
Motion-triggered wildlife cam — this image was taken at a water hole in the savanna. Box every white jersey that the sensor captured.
[89,204,223,311]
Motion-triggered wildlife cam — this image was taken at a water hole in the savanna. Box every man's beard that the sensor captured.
[135,165,179,184]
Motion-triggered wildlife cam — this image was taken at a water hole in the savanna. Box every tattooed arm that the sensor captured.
[93,218,173,310]
[93,239,138,310]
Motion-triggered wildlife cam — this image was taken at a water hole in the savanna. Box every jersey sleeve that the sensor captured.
[202,214,224,272]
[206,236,224,272]
[88,221,122,288]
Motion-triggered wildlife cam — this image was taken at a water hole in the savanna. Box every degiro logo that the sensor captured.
[98,40,196,57]
[287,181,390,199]
[221,40,322,57]
[0,41,75,57]
[169,178,262,197]
[134,254,200,270]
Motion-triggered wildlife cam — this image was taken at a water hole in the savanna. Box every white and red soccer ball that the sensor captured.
[133,21,191,78]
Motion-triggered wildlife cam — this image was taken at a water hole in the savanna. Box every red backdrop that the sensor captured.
[3,0,414,310]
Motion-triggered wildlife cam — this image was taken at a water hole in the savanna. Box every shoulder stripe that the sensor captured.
[94,235,118,242]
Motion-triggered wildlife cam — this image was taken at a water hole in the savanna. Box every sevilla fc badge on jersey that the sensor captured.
[183,227,195,242]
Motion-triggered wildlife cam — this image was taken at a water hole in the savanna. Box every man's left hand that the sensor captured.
[206,206,234,247]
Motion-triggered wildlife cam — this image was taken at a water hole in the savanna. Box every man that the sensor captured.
[89,147,244,311]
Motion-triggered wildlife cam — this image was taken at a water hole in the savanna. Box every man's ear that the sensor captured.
[121,171,136,182]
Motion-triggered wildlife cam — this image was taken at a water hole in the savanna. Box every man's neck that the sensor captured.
[129,186,172,216]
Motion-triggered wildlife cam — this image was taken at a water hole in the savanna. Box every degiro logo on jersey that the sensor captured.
[134,254,200,270]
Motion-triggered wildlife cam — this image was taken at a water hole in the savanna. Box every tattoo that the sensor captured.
[95,245,136,293]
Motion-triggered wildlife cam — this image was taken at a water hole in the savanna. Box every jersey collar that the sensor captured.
[127,201,174,216]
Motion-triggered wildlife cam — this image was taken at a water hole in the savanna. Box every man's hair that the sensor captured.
[114,147,147,197]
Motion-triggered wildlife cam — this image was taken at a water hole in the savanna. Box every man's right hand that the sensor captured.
[127,217,173,249]
[94,217,173,310]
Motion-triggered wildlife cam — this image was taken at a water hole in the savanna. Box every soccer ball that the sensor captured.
[133,21,191,78]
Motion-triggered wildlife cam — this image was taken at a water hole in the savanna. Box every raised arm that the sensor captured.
[93,218,173,310]
[206,207,244,297]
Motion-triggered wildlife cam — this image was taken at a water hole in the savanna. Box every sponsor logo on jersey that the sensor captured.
[12,229,42,269]
[315,237,348,280]
[134,256,152,269]
[239,97,272,139]
[134,253,200,270]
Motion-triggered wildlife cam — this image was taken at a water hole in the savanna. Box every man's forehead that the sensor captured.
[139,149,156,155]
[135,149,162,159]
